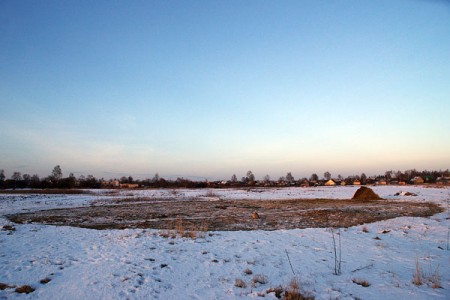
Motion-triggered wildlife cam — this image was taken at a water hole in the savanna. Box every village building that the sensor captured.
[411,176,424,185]
[324,179,336,186]
[299,180,310,187]
[119,183,139,189]
[100,179,120,188]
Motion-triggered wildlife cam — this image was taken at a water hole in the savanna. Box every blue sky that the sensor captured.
[1,0,449,180]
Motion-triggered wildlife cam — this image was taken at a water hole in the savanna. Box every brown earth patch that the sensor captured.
[352,186,382,200]
[7,198,443,231]
[15,285,34,294]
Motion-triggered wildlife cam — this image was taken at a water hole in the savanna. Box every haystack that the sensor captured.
[352,186,382,200]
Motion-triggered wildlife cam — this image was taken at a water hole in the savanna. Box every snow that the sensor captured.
[1,186,449,299]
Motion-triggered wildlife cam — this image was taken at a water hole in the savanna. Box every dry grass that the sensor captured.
[159,218,208,239]
[205,190,219,198]
[425,264,442,289]
[234,278,247,288]
[243,268,253,275]
[266,286,283,298]
[412,257,423,286]
[412,258,442,288]
[283,278,314,300]
[362,225,369,233]
[8,198,443,231]
[251,274,267,287]
[284,279,301,300]
[352,278,370,287]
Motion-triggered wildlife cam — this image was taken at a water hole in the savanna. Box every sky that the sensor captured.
[0,0,449,181]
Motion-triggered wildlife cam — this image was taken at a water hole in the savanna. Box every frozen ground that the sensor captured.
[0,186,449,299]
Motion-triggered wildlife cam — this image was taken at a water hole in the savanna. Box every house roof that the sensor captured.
[325,179,336,185]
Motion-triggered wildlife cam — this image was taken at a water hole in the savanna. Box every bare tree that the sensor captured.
[22,174,31,186]
[286,172,294,184]
[310,173,319,182]
[152,173,160,182]
[263,174,271,184]
[11,172,21,189]
[11,172,21,181]
[246,170,255,185]
[360,173,367,185]
[31,174,40,183]
[385,170,393,180]
[231,174,237,183]
[0,169,5,182]
[51,165,63,182]
[324,171,331,180]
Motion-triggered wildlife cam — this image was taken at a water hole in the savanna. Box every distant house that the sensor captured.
[376,179,387,185]
[353,179,361,186]
[340,181,346,186]
[436,177,450,185]
[101,179,120,188]
[120,183,139,189]
[324,179,336,186]
[300,180,310,187]
[411,176,424,185]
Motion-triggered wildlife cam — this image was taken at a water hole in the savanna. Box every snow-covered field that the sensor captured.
[1,186,449,299]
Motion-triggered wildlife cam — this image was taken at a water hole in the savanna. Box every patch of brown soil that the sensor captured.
[15,285,34,294]
[352,187,382,200]
[0,283,15,290]
[7,198,443,231]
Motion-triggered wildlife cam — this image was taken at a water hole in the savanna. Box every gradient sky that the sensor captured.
[1,0,449,180]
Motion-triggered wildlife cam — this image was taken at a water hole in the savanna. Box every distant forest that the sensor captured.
[0,166,449,189]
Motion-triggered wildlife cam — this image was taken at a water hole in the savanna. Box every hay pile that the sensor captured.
[352,186,382,200]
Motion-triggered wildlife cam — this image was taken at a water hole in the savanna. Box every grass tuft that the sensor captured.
[158,218,208,239]
[283,278,314,300]
[426,265,441,289]
[234,278,247,288]
[352,278,370,287]
[251,274,267,287]
[412,257,423,286]
[266,286,283,298]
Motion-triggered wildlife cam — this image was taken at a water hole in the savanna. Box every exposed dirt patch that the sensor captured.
[7,198,443,231]
[352,186,382,200]
[0,283,15,290]
[15,285,35,294]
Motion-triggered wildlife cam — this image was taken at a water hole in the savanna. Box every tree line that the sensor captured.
[0,166,449,190]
